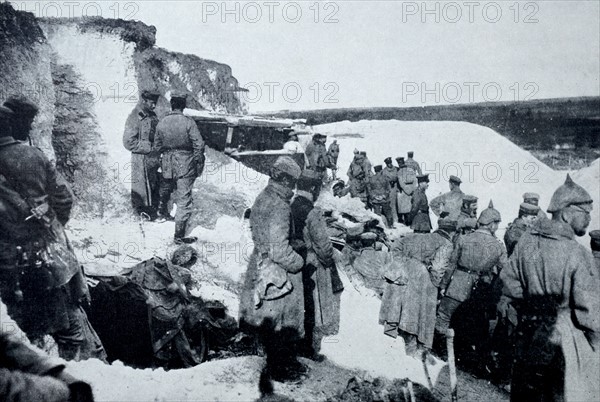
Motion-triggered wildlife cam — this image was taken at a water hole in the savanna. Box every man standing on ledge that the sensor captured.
[123,90,161,220]
[429,175,464,219]
[407,174,432,233]
[154,92,205,244]
[499,175,599,402]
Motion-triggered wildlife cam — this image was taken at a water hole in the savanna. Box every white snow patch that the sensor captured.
[572,158,600,233]
[191,285,240,319]
[167,60,182,75]
[207,68,218,83]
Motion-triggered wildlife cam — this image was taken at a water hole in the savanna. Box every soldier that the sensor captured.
[326,139,340,180]
[503,202,540,256]
[405,151,422,175]
[154,93,205,244]
[291,169,342,361]
[283,131,304,154]
[347,152,368,204]
[396,157,417,225]
[456,195,478,235]
[122,90,161,220]
[523,192,547,220]
[429,175,464,219]
[499,175,599,401]
[379,217,456,354]
[304,134,327,180]
[436,201,508,349]
[360,151,373,178]
[0,97,106,361]
[368,165,394,227]
[382,157,399,224]
[591,230,600,273]
[407,174,432,233]
[239,156,306,382]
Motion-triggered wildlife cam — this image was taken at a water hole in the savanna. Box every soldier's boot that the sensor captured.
[155,200,173,223]
[174,221,197,244]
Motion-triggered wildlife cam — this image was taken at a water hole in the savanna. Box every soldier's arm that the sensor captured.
[429,242,454,287]
[44,155,73,226]
[571,248,600,347]
[439,240,460,290]
[122,111,140,152]
[153,122,163,152]
[306,208,334,268]
[268,208,304,274]
[188,119,206,175]
[407,192,421,224]
[499,244,524,300]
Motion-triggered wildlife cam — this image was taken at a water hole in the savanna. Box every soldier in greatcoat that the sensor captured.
[396,157,417,225]
[239,156,306,382]
[0,97,105,361]
[382,157,399,224]
[522,191,548,220]
[347,153,368,204]
[326,140,340,180]
[456,195,478,235]
[407,174,432,233]
[379,217,456,353]
[405,151,422,175]
[122,90,161,219]
[291,169,343,360]
[499,175,599,402]
[154,93,205,244]
[503,202,540,256]
[367,165,394,227]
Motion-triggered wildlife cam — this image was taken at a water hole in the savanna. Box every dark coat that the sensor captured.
[408,186,431,232]
[239,180,305,338]
[367,172,391,204]
[123,105,160,209]
[327,142,340,168]
[347,159,367,201]
[503,217,529,256]
[500,219,600,401]
[154,111,205,179]
[380,230,453,347]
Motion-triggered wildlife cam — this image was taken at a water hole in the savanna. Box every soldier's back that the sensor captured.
[156,112,194,150]
[456,229,505,274]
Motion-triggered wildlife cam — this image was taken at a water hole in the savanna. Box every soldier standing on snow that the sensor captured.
[499,175,599,401]
[382,157,399,224]
[291,169,343,361]
[396,157,417,225]
[239,156,307,383]
[503,202,541,256]
[429,175,464,219]
[326,139,340,180]
[0,97,106,361]
[405,151,422,175]
[154,92,205,243]
[367,165,394,227]
[407,174,432,233]
[347,152,368,204]
[122,90,161,220]
[435,201,508,357]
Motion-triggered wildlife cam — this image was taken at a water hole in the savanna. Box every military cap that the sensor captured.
[547,174,593,213]
[522,192,540,205]
[462,195,478,205]
[359,151,367,156]
[272,156,302,179]
[407,151,414,157]
[449,175,462,184]
[437,217,457,232]
[3,95,38,117]
[288,131,299,137]
[141,90,160,101]
[171,245,198,267]
[0,105,14,119]
[478,200,502,225]
[374,165,383,173]
[590,230,600,251]
[417,174,429,183]
[170,91,187,101]
[354,148,360,155]
[312,133,321,140]
[360,232,377,241]
[396,157,404,162]
[384,157,392,164]
[519,202,540,216]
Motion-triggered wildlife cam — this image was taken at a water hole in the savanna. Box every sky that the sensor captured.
[12,0,600,112]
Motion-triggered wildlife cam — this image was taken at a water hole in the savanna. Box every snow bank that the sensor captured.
[315,120,599,242]
[68,356,263,401]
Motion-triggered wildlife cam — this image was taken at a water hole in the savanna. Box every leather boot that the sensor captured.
[155,200,173,223]
[174,221,197,244]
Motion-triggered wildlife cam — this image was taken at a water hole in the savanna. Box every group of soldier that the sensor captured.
[123,90,206,245]
[238,155,345,387]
